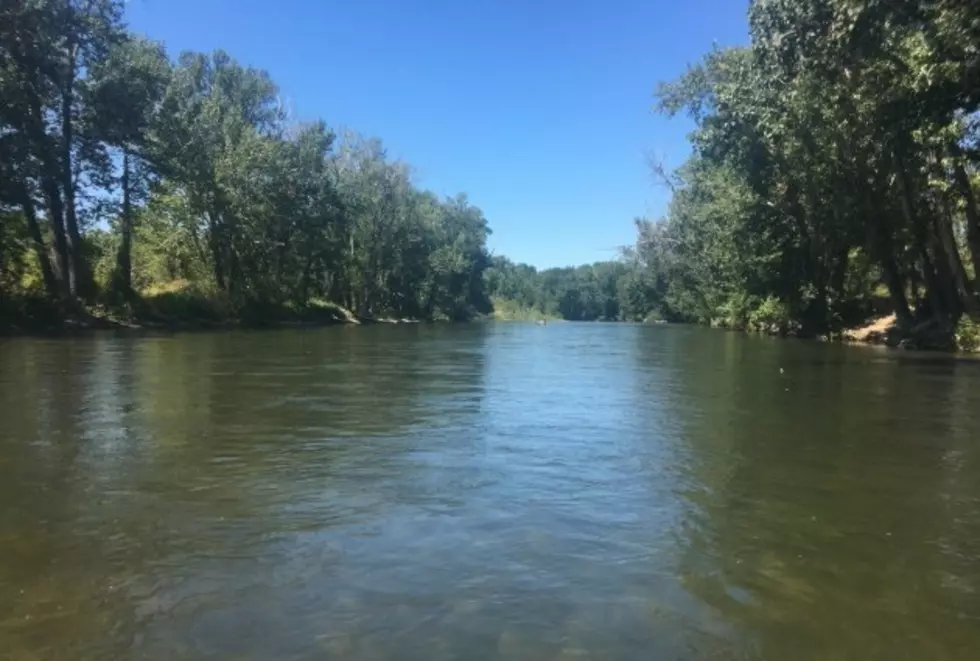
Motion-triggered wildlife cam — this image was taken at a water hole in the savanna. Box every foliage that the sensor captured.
[1,1,492,325]
[485,256,645,322]
[747,296,796,336]
[955,316,980,352]
[6,0,980,345]
[138,279,231,323]
[622,0,980,341]
[490,297,558,322]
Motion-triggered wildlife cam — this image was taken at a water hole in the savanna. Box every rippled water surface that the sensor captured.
[2,323,980,660]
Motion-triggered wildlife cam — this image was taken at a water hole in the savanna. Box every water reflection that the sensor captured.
[656,330,980,659]
[1,327,495,660]
[2,325,980,660]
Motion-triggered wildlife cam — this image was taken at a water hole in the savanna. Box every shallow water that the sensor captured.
[2,323,979,660]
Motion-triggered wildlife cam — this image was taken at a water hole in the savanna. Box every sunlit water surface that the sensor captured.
[2,323,979,660]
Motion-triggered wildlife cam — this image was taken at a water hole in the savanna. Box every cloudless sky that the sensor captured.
[125,0,749,268]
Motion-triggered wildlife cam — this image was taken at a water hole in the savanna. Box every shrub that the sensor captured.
[955,315,980,352]
[140,280,232,322]
[748,296,795,335]
[715,293,755,329]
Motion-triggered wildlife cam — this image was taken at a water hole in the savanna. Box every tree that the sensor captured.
[0,0,130,301]
[638,0,980,344]
[87,35,171,295]
[2,10,498,326]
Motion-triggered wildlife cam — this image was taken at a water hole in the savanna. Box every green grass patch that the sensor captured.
[490,297,558,321]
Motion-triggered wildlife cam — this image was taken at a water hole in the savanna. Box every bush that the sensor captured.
[714,292,755,329]
[139,280,232,322]
[955,316,980,352]
[748,296,796,335]
[0,293,63,330]
[84,229,118,294]
[491,297,555,321]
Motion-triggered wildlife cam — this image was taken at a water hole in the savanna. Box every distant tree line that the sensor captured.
[484,255,661,322]
[620,0,980,348]
[1,0,491,326]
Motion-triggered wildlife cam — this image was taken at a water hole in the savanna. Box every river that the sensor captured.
[1,323,979,660]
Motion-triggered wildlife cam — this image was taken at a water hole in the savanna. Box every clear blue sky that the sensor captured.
[125,0,748,269]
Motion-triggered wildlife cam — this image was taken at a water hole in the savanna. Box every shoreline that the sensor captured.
[665,315,979,355]
[3,311,978,355]
[0,308,428,338]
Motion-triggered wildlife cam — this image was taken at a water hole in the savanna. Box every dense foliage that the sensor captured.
[484,256,648,321]
[623,0,980,346]
[1,0,492,325]
[5,0,980,348]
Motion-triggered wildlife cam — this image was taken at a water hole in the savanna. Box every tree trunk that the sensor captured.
[948,141,980,284]
[828,246,849,325]
[867,202,913,326]
[18,184,61,300]
[60,44,86,298]
[859,148,913,325]
[896,162,956,322]
[913,238,949,322]
[39,172,72,297]
[298,250,314,304]
[207,211,227,291]
[26,90,71,297]
[934,211,978,316]
[0,226,4,308]
[115,149,133,294]
[882,247,913,326]
[932,152,980,316]
[907,265,922,311]
[228,242,240,303]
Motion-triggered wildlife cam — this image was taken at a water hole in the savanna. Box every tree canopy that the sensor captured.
[4,0,980,350]
[484,256,639,322]
[1,0,493,324]
[623,0,980,348]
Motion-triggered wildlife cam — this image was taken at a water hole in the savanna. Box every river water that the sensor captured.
[1,323,979,660]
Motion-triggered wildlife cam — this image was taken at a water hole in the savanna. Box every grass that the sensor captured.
[1,280,366,334]
[138,279,231,323]
[490,297,559,322]
[136,281,360,327]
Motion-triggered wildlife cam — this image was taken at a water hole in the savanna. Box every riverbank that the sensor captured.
[839,314,980,353]
[696,312,980,354]
[0,289,427,337]
[5,292,979,355]
[488,297,561,322]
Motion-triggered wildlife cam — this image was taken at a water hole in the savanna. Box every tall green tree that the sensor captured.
[1,0,133,300]
[87,35,170,295]
[636,0,980,344]
[2,6,496,325]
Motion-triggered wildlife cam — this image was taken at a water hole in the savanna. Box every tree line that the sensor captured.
[5,0,980,349]
[620,0,980,348]
[484,256,627,321]
[489,0,980,349]
[1,0,492,326]
[483,254,671,322]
